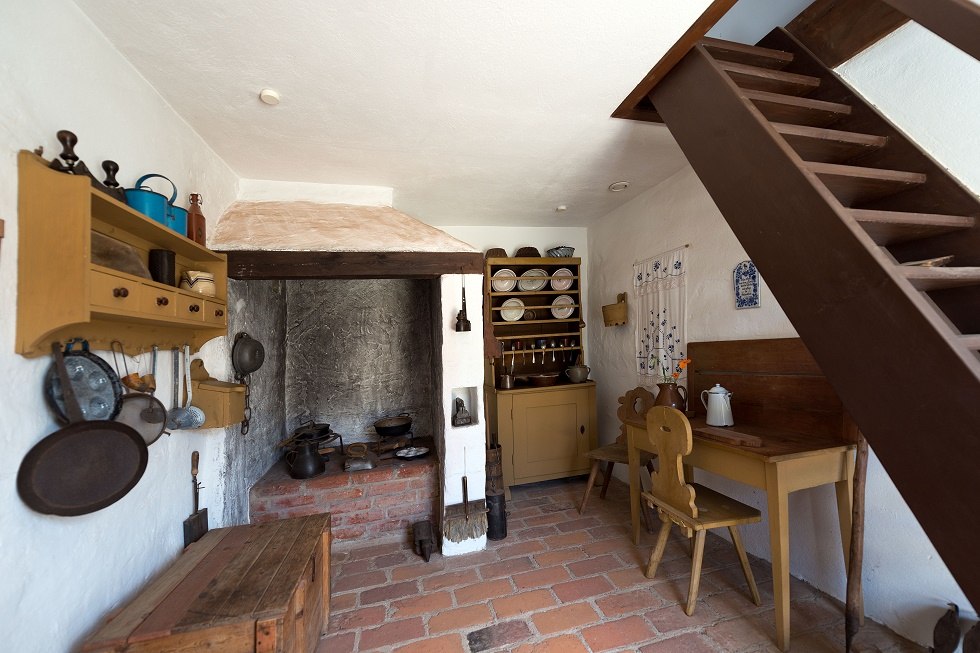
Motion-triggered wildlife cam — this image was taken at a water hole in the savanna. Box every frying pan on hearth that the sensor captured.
[18,343,148,516]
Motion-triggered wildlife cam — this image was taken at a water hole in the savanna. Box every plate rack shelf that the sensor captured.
[484,256,584,382]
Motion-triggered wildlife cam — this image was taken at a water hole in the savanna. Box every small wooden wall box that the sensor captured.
[82,513,331,653]
[602,292,628,326]
[192,379,245,428]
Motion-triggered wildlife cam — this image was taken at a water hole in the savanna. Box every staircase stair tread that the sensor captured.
[717,60,821,96]
[807,162,927,205]
[960,335,980,350]
[744,89,851,127]
[701,37,794,69]
[773,122,887,163]
[851,209,976,245]
[900,266,980,291]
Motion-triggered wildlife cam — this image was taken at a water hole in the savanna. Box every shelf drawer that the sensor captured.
[91,270,140,312]
[140,285,177,317]
[177,294,207,322]
[204,300,227,326]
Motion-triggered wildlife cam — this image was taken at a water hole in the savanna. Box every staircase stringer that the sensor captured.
[649,43,980,605]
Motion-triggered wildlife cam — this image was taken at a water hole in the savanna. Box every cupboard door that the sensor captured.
[512,389,591,480]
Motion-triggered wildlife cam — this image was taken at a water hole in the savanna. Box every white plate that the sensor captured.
[500,298,525,322]
[550,268,573,291]
[491,268,517,292]
[551,295,575,319]
[518,268,548,291]
[395,446,429,459]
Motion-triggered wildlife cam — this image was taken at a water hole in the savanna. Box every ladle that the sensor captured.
[166,347,191,430]
[183,344,206,429]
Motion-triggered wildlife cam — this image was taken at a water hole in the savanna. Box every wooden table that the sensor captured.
[626,415,855,651]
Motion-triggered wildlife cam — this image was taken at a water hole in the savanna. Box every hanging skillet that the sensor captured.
[232,332,264,435]
[232,332,265,378]
[18,342,148,516]
[43,338,123,422]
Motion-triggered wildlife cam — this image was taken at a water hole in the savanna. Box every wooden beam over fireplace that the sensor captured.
[223,250,485,280]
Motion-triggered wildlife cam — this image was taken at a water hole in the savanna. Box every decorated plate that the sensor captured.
[491,268,517,292]
[550,268,573,291]
[551,295,575,319]
[518,269,548,291]
[500,298,525,322]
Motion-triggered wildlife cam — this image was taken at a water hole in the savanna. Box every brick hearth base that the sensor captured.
[250,448,440,548]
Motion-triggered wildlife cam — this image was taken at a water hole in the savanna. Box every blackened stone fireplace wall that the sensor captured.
[224,278,440,525]
[284,279,437,442]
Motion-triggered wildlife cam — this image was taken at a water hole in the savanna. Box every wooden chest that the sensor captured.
[83,513,331,653]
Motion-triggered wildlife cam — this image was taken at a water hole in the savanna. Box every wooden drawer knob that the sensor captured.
[188,304,200,313]
[156,297,169,306]
[113,287,129,298]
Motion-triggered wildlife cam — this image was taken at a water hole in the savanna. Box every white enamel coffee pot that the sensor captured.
[701,383,734,426]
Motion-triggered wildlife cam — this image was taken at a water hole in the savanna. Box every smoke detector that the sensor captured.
[258,89,281,106]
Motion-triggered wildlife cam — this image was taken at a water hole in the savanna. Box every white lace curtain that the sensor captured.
[635,246,688,384]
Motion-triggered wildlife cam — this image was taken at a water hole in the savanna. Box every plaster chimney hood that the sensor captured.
[212,201,483,279]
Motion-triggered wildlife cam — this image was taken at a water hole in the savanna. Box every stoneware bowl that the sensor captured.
[179,270,216,297]
[528,372,559,387]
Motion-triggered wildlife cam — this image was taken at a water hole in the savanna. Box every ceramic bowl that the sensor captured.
[179,270,216,296]
[546,245,575,257]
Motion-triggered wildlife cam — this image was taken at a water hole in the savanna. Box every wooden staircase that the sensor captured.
[620,29,980,605]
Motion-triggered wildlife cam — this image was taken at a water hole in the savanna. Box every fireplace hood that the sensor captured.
[212,201,478,254]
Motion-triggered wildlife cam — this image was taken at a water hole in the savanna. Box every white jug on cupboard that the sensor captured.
[701,384,734,426]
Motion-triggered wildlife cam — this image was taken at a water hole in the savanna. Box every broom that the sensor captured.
[443,447,488,542]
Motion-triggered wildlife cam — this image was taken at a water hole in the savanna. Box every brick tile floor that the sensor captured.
[319,476,924,652]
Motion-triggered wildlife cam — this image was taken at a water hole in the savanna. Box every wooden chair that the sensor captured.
[630,405,762,616]
[578,387,657,514]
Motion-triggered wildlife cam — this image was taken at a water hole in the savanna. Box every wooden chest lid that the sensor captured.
[83,513,331,650]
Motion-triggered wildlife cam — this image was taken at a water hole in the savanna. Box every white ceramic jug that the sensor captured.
[700,383,734,426]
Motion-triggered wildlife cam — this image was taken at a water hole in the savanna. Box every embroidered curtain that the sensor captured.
[635,246,688,384]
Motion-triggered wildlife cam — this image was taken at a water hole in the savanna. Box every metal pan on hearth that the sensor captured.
[374,413,412,437]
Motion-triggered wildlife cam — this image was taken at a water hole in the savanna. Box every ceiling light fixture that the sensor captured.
[608,181,630,192]
[258,89,281,106]
[555,205,568,212]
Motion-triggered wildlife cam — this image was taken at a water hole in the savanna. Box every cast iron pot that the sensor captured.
[232,332,265,378]
[374,413,412,437]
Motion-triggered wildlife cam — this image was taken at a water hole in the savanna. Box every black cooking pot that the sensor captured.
[232,332,265,379]
[374,413,412,437]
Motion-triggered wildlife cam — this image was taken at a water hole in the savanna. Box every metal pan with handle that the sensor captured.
[18,342,148,516]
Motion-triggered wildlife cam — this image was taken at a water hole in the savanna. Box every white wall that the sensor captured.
[588,164,972,647]
[837,22,980,197]
[0,2,239,651]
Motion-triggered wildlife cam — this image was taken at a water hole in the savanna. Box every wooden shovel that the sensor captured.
[182,451,209,547]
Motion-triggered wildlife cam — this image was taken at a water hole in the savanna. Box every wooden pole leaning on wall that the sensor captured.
[845,432,869,653]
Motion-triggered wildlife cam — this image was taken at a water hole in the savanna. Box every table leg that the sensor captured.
[630,446,642,546]
[765,462,791,652]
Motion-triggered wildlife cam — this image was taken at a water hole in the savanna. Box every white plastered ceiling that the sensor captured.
[69,0,716,227]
